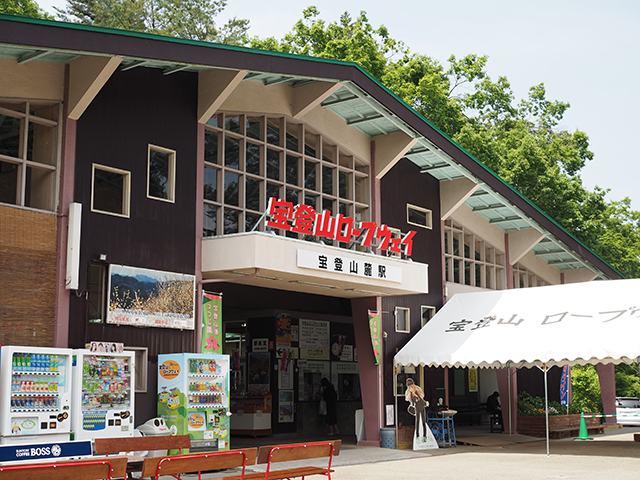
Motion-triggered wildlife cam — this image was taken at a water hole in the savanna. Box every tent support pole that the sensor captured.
[394,367,398,448]
[507,362,512,435]
[544,364,550,457]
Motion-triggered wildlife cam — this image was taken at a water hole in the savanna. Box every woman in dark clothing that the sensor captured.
[321,377,339,435]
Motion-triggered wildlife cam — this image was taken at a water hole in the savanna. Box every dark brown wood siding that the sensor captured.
[68,68,198,422]
[379,158,443,419]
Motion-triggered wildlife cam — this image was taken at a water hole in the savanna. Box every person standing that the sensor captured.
[321,378,339,436]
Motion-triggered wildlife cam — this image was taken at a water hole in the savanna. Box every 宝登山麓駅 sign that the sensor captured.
[266,198,417,257]
[201,293,222,354]
[368,310,382,365]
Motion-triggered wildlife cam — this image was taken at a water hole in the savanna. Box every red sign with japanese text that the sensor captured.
[266,198,417,257]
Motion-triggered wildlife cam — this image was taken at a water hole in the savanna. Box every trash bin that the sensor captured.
[380,427,396,449]
[137,417,171,457]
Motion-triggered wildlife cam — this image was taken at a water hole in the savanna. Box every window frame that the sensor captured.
[87,262,107,324]
[0,100,60,212]
[420,305,436,328]
[147,144,176,203]
[395,306,410,333]
[407,204,432,229]
[91,163,131,218]
[124,347,148,393]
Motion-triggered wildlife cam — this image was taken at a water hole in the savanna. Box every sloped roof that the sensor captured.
[0,14,622,280]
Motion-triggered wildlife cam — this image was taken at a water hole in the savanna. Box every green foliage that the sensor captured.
[615,363,640,398]
[55,0,249,44]
[0,0,53,19]
[571,365,603,414]
[251,6,640,278]
[517,391,581,416]
[250,7,403,80]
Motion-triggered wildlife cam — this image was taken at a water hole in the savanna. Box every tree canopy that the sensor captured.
[0,0,53,18]
[251,7,640,279]
[54,0,249,44]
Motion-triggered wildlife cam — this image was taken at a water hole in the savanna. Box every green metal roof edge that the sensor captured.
[345,57,624,278]
[0,13,622,278]
[0,13,364,70]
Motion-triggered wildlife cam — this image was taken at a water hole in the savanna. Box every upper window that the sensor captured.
[407,204,432,229]
[0,101,59,212]
[147,145,176,202]
[421,305,436,327]
[91,164,131,217]
[203,113,370,249]
[395,306,410,333]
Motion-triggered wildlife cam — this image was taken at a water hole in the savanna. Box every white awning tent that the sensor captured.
[393,279,640,455]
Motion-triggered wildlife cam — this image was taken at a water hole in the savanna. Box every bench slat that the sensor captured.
[242,466,333,480]
[141,448,257,479]
[94,434,191,455]
[257,440,340,464]
[0,455,128,480]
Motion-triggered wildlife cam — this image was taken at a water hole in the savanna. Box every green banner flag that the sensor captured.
[368,310,382,365]
[201,293,222,354]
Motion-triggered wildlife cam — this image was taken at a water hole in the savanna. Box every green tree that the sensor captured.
[571,365,603,413]
[251,7,403,81]
[251,7,640,278]
[1,0,53,18]
[55,0,249,44]
[615,363,640,398]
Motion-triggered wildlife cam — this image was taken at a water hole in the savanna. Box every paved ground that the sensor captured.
[218,425,640,480]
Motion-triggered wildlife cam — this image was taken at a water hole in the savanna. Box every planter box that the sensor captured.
[517,414,600,437]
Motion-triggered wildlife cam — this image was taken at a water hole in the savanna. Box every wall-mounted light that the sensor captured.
[99,254,107,261]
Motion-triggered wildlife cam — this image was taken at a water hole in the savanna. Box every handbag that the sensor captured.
[319,398,327,416]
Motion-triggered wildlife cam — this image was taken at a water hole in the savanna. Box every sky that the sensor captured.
[37,0,640,209]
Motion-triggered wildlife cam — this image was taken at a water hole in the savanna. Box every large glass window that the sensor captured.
[203,113,370,247]
[0,101,59,211]
[444,220,505,289]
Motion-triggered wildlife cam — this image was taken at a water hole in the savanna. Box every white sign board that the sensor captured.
[297,250,402,283]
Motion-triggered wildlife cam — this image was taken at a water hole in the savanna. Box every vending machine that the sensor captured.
[70,349,135,441]
[157,353,230,452]
[0,346,74,445]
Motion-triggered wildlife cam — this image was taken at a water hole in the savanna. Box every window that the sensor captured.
[444,220,505,289]
[407,204,432,229]
[0,101,59,211]
[421,306,436,327]
[147,145,175,202]
[91,164,130,217]
[513,263,547,289]
[395,306,410,333]
[88,263,107,323]
[203,113,370,248]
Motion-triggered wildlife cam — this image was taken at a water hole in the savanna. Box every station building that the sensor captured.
[0,14,622,443]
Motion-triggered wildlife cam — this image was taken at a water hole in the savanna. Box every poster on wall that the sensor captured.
[279,391,294,423]
[468,367,478,392]
[300,319,330,359]
[276,315,292,348]
[278,357,293,389]
[201,293,222,354]
[107,264,195,329]
[248,352,270,395]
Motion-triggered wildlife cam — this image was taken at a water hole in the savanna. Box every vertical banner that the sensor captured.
[559,364,569,406]
[201,293,222,354]
[368,311,382,365]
